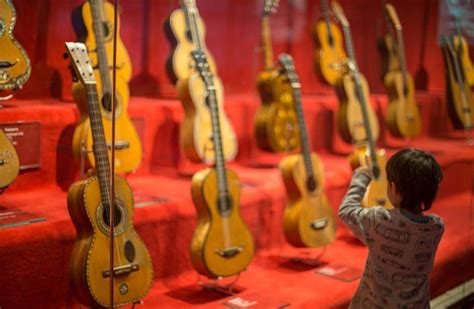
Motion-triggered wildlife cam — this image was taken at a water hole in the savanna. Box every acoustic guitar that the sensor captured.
[450,0,474,86]
[377,0,400,81]
[0,0,31,100]
[312,0,347,86]
[65,42,153,307]
[331,3,379,144]
[71,0,142,174]
[254,0,299,153]
[278,54,336,248]
[189,50,254,278]
[165,0,217,83]
[333,3,392,209]
[383,3,421,139]
[441,35,474,130]
[0,129,19,190]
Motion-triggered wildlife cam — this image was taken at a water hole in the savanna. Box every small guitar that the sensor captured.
[449,0,474,86]
[65,42,153,307]
[189,50,254,278]
[71,0,142,173]
[312,0,347,85]
[278,54,336,248]
[331,3,379,144]
[165,0,217,83]
[441,35,474,130]
[377,0,400,81]
[383,3,421,139]
[254,0,299,153]
[0,0,31,100]
[0,129,19,189]
[333,2,392,209]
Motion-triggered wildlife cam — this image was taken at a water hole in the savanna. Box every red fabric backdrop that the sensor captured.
[11,0,474,102]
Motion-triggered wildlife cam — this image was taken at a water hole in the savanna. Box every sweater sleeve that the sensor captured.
[339,169,384,246]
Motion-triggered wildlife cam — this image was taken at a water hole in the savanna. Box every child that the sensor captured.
[339,148,444,309]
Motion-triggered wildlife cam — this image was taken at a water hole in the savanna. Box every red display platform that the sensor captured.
[0,93,473,308]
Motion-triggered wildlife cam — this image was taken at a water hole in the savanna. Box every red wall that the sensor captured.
[10,0,470,101]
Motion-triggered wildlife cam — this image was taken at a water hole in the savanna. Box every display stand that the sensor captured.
[279,246,328,267]
[197,273,242,296]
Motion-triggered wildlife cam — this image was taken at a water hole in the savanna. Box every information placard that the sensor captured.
[0,122,41,170]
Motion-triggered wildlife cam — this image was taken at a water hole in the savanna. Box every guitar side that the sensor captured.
[280,153,336,248]
[67,176,154,307]
[177,72,237,164]
[190,168,254,278]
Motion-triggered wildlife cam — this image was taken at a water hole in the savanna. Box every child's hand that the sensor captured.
[355,166,372,179]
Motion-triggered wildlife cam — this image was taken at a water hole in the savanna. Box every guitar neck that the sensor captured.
[292,81,314,178]
[85,82,112,205]
[340,23,379,175]
[183,2,204,50]
[321,0,334,45]
[90,0,112,93]
[395,28,409,86]
[261,15,274,70]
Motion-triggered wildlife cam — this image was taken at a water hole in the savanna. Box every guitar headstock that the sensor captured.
[65,42,95,85]
[181,0,197,10]
[263,0,279,17]
[385,3,402,31]
[278,53,301,89]
[331,1,349,28]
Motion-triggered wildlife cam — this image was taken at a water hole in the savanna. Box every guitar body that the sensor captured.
[312,21,346,85]
[190,168,254,278]
[453,35,474,86]
[336,73,380,143]
[377,34,400,81]
[67,175,153,307]
[71,74,142,173]
[349,144,392,208]
[254,70,299,152]
[72,1,132,82]
[441,42,474,129]
[384,72,421,139]
[166,9,217,82]
[280,153,336,247]
[177,72,237,164]
[0,130,19,189]
[0,0,30,91]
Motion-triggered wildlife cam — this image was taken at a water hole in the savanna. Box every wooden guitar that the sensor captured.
[165,0,217,83]
[71,0,142,173]
[312,0,347,85]
[377,0,400,81]
[441,35,474,130]
[331,3,379,144]
[65,42,153,307]
[383,3,421,139]
[278,54,336,248]
[189,50,254,278]
[254,0,299,153]
[333,3,392,209]
[0,129,19,189]
[450,0,474,86]
[0,0,31,100]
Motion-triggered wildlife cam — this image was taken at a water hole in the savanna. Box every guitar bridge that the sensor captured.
[106,141,130,150]
[376,198,386,206]
[310,218,328,230]
[215,245,243,258]
[102,264,139,278]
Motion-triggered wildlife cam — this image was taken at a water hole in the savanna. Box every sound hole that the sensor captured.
[185,29,193,42]
[102,21,112,42]
[102,201,122,228]
[124,240,136,262]
[306,177,317,193]
[102,92,112,112]
[217,194,232,216]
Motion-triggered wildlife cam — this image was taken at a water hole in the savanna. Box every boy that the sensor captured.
[339,148,444,309]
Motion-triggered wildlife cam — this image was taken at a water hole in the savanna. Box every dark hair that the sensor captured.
[386,148,443,211]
